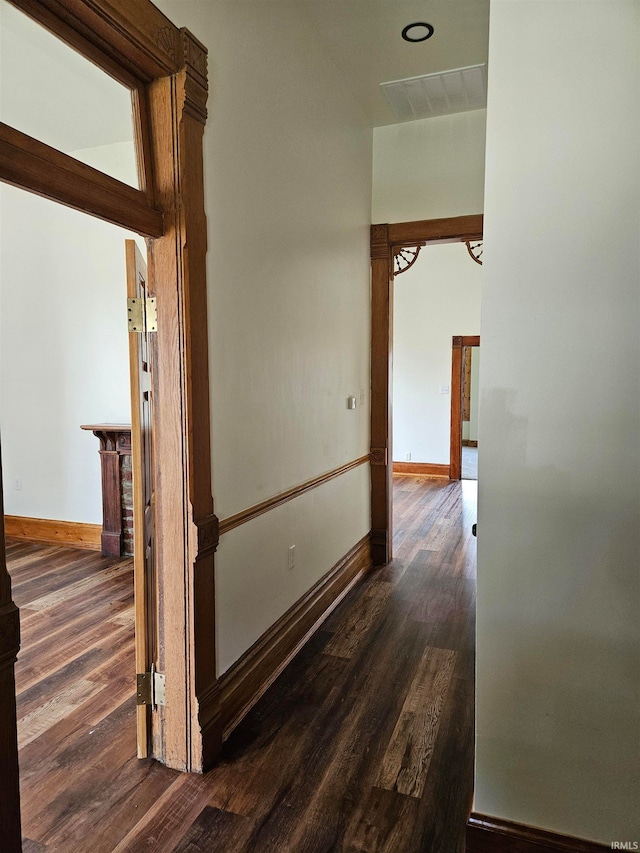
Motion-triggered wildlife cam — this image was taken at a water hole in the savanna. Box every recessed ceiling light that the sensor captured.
[402,22,434,43]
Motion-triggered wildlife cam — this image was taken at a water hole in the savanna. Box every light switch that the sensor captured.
[439,385,450,395]
[347,396,357,410]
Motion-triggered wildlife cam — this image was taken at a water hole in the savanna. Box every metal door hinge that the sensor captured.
[137,663,165,710]
[128,297,157,333]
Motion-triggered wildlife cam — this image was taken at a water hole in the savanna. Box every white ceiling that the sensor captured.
[0,0,490,153]
[301,1,490,127]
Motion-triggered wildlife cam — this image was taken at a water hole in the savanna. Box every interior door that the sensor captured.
[126,239,157,758]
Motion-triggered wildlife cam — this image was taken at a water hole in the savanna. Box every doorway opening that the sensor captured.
[0,172,151,843]
[450,336,481,481]
[370,215,483,565]
[1,2,215,847]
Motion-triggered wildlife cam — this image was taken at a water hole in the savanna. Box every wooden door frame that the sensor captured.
[0,5,220,822]
[370,215,483,565]
[450,336,480,481]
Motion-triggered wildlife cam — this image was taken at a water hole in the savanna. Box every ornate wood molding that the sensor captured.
[393,244,424,276]
[465,239,483,265]
[82,424,132,557]
[371,224,390,260]
[180,29,208,124]
[196,514,220,558]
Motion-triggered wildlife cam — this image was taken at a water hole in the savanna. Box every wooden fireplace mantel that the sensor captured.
[81,424,132,557]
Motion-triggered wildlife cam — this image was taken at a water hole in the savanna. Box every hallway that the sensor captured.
[12,476,476,852]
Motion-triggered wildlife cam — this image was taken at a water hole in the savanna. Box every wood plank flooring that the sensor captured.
[10,475,476,852]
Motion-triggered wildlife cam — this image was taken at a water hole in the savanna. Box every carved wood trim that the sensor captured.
[465,239,483,265]
[369,448,388,466]
[196,514,220,558]
[393,244,424,276]
[219,456,370,536]
[370,223,390,261]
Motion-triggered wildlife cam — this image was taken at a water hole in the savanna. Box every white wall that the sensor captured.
[372,109,486,223]
[477,0,640,843]
[393,243,482,465]
[156,1,372,674]
[0,143,136,524]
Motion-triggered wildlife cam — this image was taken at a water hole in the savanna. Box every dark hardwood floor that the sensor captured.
[10,475,476,852]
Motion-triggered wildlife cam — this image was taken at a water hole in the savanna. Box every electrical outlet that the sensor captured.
[14,478,22,491]
[439,385,450,395]
[288,545,295,571]
[405,453,411,461]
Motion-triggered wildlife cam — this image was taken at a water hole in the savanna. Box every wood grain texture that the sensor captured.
[146,49,220,770]
[466,814,610,852]
[377,646,456,798]
[370,223,394,566]
[393,462,450,478]
[4,516,101,550]
[12,476,477,851]
[0,123,163,237]
[219,456,370,535]
[323,577,392,659]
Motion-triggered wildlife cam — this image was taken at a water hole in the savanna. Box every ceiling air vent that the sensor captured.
[380,64,487,122]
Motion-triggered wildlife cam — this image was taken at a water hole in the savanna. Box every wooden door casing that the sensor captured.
[450,336,480,481]
[369,216,483,564]
[0,0,220,780]
[126,240,158,758]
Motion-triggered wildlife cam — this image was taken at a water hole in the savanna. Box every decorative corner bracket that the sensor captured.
[464,239,483,265]
[393,244,425,276]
